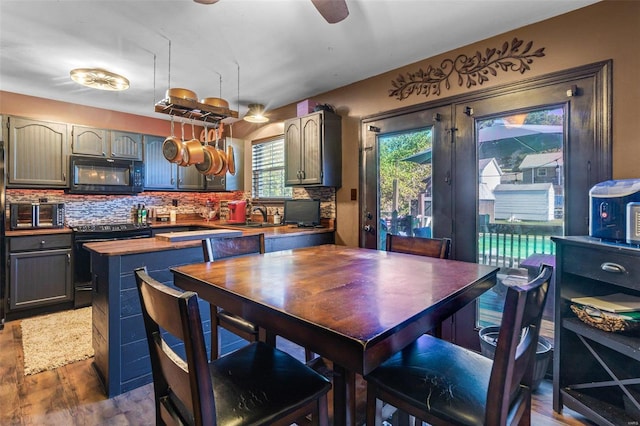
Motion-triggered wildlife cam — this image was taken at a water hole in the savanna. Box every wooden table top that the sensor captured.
[172,244,499,374]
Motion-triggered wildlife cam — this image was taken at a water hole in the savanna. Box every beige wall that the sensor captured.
[1,1,638,247]
[249,0,640,246]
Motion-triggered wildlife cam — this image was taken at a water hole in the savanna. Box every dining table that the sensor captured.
[171,244,499,426]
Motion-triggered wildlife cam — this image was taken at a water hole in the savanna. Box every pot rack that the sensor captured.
[155,95,238,125]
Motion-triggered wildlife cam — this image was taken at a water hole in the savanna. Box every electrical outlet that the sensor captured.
[172,199,178,207]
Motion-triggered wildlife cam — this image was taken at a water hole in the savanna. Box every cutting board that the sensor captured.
[155,229,242,242]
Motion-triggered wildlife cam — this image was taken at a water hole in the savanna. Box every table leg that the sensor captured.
[332,364,357,426]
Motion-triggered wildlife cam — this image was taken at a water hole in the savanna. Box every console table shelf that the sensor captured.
[552,236,640,425]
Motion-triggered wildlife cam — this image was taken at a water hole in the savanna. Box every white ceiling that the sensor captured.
[0,0,599,121]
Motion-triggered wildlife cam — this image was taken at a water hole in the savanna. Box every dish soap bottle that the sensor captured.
[273,209,281,225]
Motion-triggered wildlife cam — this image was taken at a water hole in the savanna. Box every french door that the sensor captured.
[361,61,611,348]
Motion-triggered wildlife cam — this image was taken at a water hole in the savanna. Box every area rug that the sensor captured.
[21,307,94,375]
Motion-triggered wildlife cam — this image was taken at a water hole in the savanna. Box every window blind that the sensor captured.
[252,137,292,199]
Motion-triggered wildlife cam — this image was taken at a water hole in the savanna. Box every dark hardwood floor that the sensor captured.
[0,317,594,425]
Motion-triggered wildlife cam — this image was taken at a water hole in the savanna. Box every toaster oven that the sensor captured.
[10,202,65,230]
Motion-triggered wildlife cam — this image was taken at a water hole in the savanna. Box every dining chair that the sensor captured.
[202,233,315,362]
[135,267,331,426]
[387,234,452,339]
[201,233,266,360]
[386,234,451,259]
[365,264,553,426]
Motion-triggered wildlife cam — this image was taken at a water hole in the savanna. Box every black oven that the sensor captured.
[72,223,152,308]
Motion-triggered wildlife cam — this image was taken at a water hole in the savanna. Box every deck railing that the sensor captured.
[478,223,562,268]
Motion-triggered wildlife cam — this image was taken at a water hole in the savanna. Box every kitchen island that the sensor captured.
[83,222,335,397]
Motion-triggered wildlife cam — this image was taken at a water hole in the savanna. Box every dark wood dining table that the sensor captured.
[171,244,499,426]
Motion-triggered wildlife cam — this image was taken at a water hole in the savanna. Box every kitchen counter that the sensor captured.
[5,227,72,237]
[84,219,334,256]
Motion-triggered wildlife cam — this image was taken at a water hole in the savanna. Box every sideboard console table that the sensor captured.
[552,236,640,425]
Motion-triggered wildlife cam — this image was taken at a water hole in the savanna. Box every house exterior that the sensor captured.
[479,158,502,223]
[493,183,555,222]
[519,152,564,218]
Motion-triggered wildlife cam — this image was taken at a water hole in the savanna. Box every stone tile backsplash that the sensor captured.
[6,187,336,226]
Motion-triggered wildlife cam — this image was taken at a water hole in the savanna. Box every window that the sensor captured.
[252,136,292,199]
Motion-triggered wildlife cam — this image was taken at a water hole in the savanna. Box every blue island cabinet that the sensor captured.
[90,246,248,397]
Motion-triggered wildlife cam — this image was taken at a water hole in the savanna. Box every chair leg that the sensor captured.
[305,349,316,362]
[366,383,384,425]
[209,305,219,362]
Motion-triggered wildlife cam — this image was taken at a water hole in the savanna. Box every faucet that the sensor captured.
[252,205,268,222]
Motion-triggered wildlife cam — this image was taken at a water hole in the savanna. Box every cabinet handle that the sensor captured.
[600,262,626,274]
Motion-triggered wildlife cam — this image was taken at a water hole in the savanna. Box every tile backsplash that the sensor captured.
[6,187,336,226]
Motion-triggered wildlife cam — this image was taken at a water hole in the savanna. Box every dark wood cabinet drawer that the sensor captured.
[562,244,640,290]
[9,234,72,251]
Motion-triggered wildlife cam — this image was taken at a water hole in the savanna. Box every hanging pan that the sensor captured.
[162,116,184,164]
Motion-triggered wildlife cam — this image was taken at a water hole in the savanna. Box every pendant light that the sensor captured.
[243,103,269,123]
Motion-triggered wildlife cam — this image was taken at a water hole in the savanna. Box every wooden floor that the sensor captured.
[0,317,595,426]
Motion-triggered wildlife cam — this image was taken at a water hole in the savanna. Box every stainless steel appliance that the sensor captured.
[10,202,65,230]
[1,140,6,329]
[72,223,152,308]
[589,179,640,242]
[627,202,640,245]
[69,155,144,195]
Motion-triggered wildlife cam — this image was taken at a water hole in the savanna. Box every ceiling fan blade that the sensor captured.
[193,0,220,4]
[310,0,349,24]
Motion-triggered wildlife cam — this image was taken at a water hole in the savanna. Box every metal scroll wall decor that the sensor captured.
[389,38,546,100]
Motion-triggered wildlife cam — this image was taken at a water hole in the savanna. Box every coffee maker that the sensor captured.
[227,200,247,223]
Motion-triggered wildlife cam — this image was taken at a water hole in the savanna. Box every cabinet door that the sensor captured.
[9,248,72,310]
[299,113,322,185]
[72,125,108,156]
[8,117,69,187]
[284,117,302,185]
[225,137,244,191]
[178,164,205,190]
[144,135,177,189]
[111,131,142,159]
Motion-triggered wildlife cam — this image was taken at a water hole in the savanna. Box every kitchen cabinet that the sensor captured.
[284,110,341,187]
[6,116,69,187]
[72,125,142,160]
[552,236,640,425]
[6,234,73,311]
[143,135,204,190]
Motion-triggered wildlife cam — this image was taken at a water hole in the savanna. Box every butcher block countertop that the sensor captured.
[83,219,334,256]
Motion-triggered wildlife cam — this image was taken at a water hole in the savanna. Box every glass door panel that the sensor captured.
[378,128,433,249]
[476,108,565,341]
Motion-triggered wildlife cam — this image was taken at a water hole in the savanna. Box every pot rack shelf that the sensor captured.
[155,95,238,125]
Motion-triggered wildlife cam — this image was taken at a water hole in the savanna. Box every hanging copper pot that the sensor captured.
[183,122,204,165]
[162,116,184,164]
[196,144,224,176]
[226,144,235,176]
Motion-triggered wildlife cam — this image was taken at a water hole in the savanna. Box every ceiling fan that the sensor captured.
[193,0,349,24]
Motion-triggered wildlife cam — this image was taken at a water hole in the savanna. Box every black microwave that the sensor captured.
[68,155,144,194]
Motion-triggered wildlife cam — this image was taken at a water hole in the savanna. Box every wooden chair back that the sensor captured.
[135,267,215,426]
[386,234,451,259]
[487,263,553,424]
[202,233,265,261]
